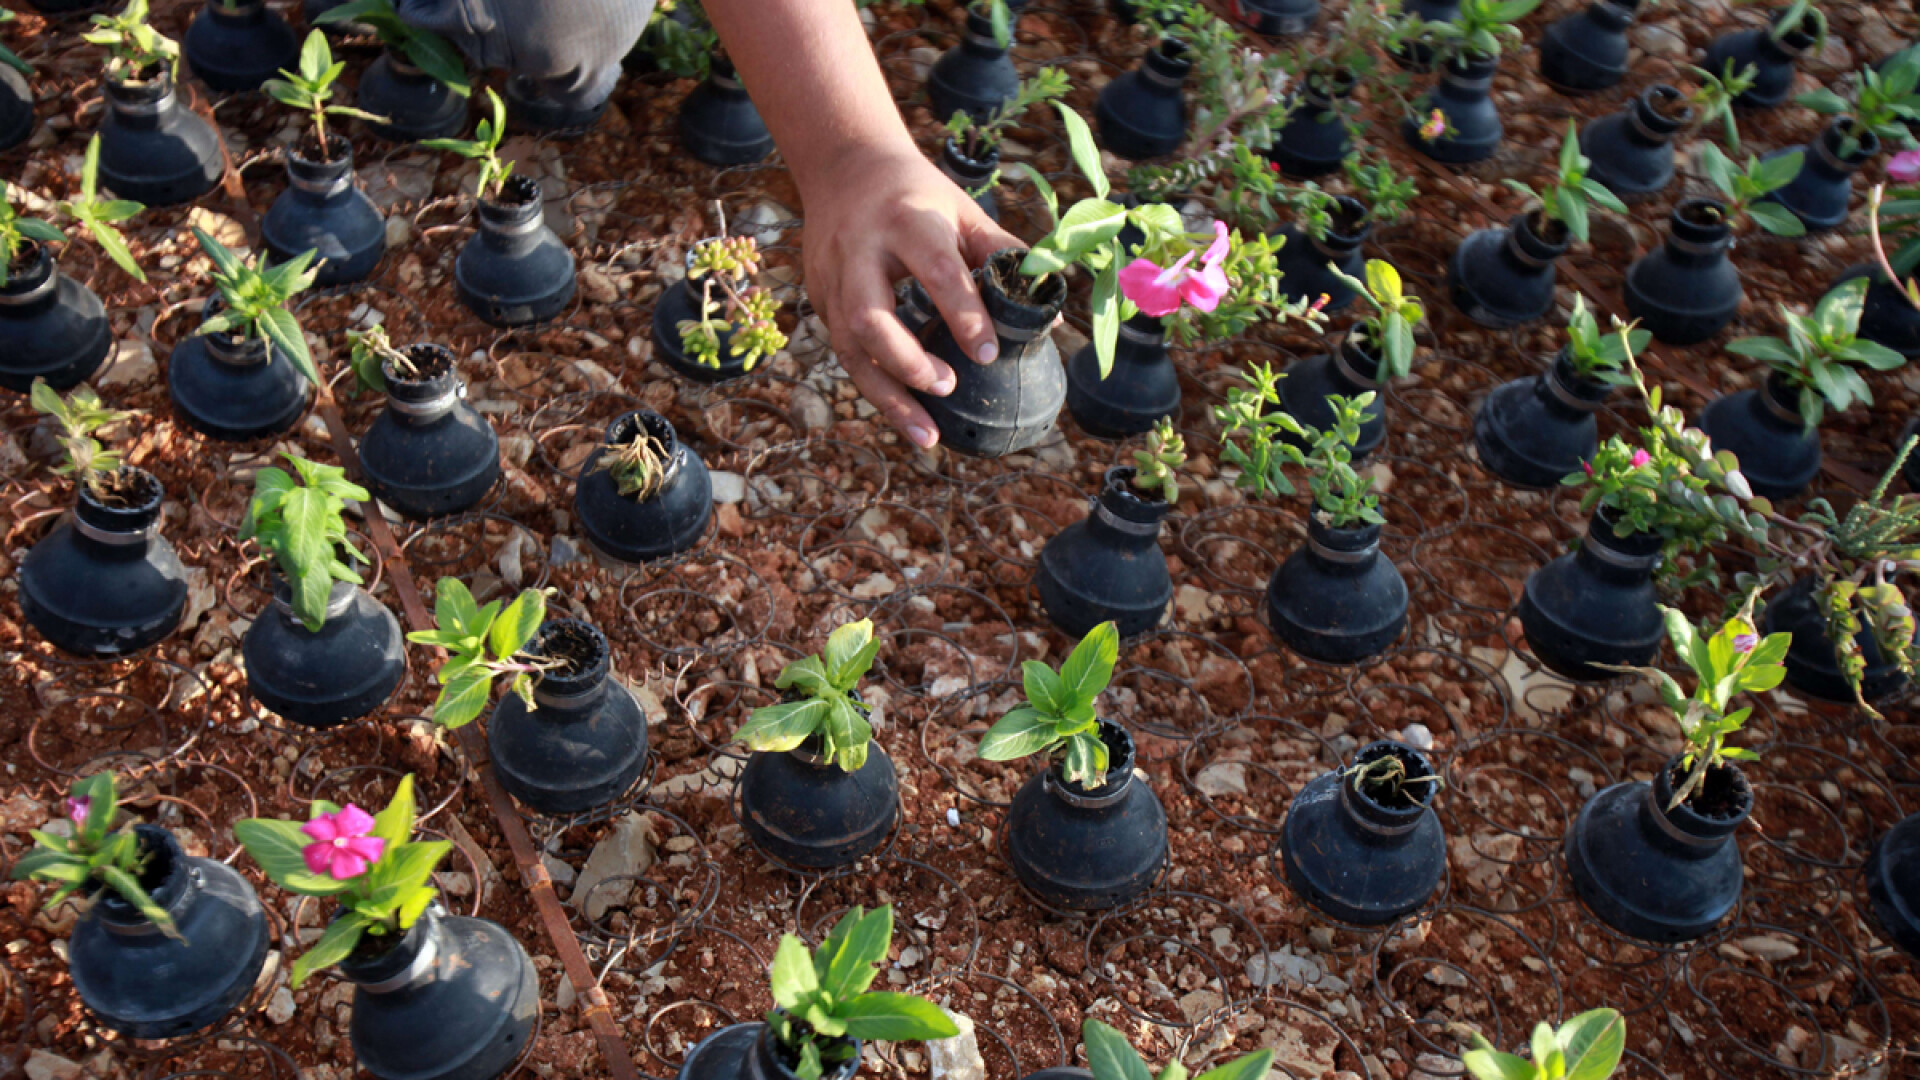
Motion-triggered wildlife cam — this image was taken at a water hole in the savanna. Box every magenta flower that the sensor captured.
[1418,109,1447,141]
[1309,293,1331,313]
[1118,221,1232,318]
[1582,461,1594,476]
[301,805,385,881]
[1630,449,1652,468]
[1732,633,1758,654]
[66,797,90,827]
[1890,150,1920,184]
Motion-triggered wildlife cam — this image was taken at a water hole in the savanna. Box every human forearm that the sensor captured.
[703,0,912,196]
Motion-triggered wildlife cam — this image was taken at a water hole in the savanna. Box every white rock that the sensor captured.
[1194,761,1248,797]
[266,986,297,1024]
[792,385,833,431]
[1175,584,1214,624]
[99,336,156,387]
[851,573,896,599]
[25,1050,84,1080]
[710,470,747,504]
[1400,723,1433,750]
[573,812,656,921]
[926,1011,984,1080]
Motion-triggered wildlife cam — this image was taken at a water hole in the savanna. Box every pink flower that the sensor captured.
[1117,222,1233,318]
[66,797,89,827]
[1419,109,1447,141]
[1309,293,1331,313]
[1582,461,1594,476]
[1890,150,1920,184]
[1732,633,1758,654]
[301,805,385,881]
[1631,449,1652,468]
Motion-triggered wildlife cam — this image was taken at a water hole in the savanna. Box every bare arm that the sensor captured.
[704,0,1018,448]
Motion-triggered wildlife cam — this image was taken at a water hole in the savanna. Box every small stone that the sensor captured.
[851,573,895,599]
[186,207,248,251]
[1177,988,1224,1023]
[1400,723,1433,750]
[1630,22,1687,60]
[709,471,747,504]
[541,853,576,887]
[384,215,411,249]
[98,337,156,387]
[1737,935,1799,962]
[551,535,586,566]
[1194,761,1248,797]
[266,986,297,1024]
[25,1050,84,1080]
[580,267,620,305]
[1175,585,1214,624]
[792,385,833,431]
[573,812,656,921]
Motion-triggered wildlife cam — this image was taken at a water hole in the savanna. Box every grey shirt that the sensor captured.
[396,0,658,108]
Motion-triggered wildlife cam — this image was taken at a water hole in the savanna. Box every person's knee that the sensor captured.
[493,0,653,101]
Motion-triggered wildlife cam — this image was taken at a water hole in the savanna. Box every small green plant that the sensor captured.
[1460,1009,1626,1080]
[1344,151,1418,227]
[1131,419,1185,504]
[1685,60,1758,151]
[30,378,134,501]
[1410,0,1542,65]
[1765,0,1827,57]
[1082,1017,1274,1080]
[1,136,146,287]
[1727,276,1908,431]
[1330,259,1424,381]
[193,226,320,386]
[1736,438,1920,715]
[263,31,386,161]
[1562,296,1644,385]
[10,773,179,938]
[765,905,958,1080]
[240,454,372,633]
[405,578,555,729]
[84,0,178,82]
[346,323,420,394]
[732,618,880,772]
[420,88,513,201]
[637,0,719,81]
[313,0,470,96]
[1501,119,1628,246]
[1697,142,1806,237]
[1122,5,1292,201]
[679,232,789,373]
[597,424,671,500]
[1214,368,1387,529]
[977,621,1120,787]
[234,775,447,986]
[945,67,1069,168]
[1796,51,1920,154]
[0,10,30,77]
[1602,593,1784,810]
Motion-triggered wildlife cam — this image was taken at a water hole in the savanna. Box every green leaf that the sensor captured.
[1193,1051,1275,1080]
[370,773,415,853]
[257,304,317,386]
[1726,336,1799,365]
[989,0,1011,48]
[1057,621,1119,709]
[1091,254,1120,380]
[1793,88,1847,114]
[490,589,546,660]
[1558,1010,1626,1080]
[735,699,829,752]
[1083,1020,1155,1080]
[431,667,494,729]
[291,910,369,988]
[1055,102,1108,200]
[976,706,1061,761]
[817,905,890,1002]
[838,992,960,1041]
[1554,185,1589,245]
[193,225,245,279]
[1061,729,1108,787]
[1365,259,1402,307]
[1051,198,1128,256]
[1753,150,1806,193]
[822,618,877,687]
[825,697,872,772]
[403,33,470,96]
[234,818,354,896]
[433,577,482,636]
[357,839,447,917]
[776,655,832,696]
[1461,1048,1538,1080]
[769,934,820,1011]
[1022,659,1068,715]
[97,864,180,939]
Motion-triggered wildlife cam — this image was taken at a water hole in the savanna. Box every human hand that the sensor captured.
[798,141,1021,448]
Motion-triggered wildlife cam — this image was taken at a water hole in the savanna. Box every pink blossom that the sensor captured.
[1309,293,1331,313]
[1732,633,1758,654]
[1582,461,1594,476]
[301,804,385,881]
[1890,150,1920,184]
[1117,222,1233,318]
[1418,110,1447,141]
[66,797,90,827]
[1631,449,1652,468]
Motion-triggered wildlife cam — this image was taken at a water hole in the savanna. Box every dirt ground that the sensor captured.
[0,1,1917,1079]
